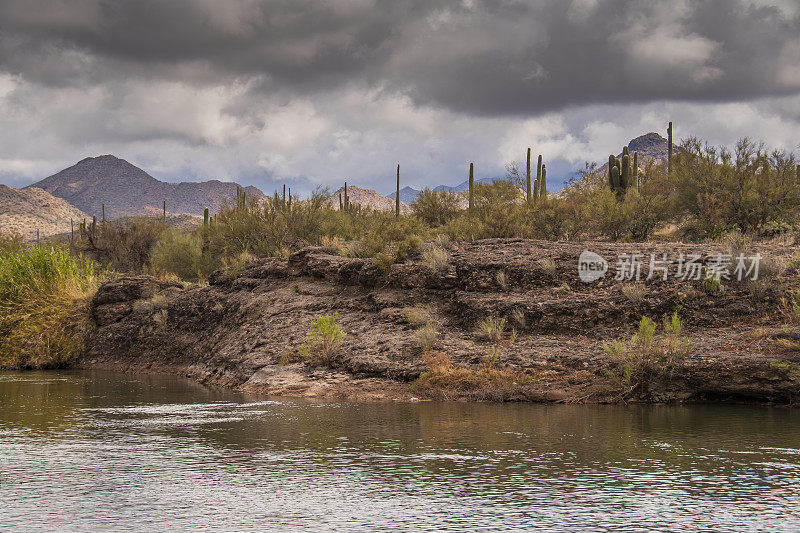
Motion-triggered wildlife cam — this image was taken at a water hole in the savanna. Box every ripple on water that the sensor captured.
[1,371,799,532]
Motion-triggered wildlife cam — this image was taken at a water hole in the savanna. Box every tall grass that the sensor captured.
[0,244,99,369]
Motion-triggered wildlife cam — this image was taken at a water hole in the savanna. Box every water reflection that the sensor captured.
[1,370,799,532]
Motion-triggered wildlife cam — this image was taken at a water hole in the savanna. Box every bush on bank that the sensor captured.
[0,244,99,369]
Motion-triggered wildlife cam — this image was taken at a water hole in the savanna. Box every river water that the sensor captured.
[1,371,799,532]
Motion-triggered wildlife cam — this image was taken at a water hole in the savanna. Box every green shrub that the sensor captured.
[603,313,692,394]
[476,315,506,343]
[150,230,210,280]
[299,313,346,366]
[0,245,99,369]
[411,188,461,226]
[72,216,166,272]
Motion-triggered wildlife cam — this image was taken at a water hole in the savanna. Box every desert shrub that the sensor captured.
[207,187,331,260]
[604,313,692,395]
[355,212,427,257]
[415,323,439,351]
[476,315,506,343]
[72,216,166,272]
[621,283,647,303]
[440,212,489,241]
[411,188,461,226]
[299,313,346,366]
[780,290,800,324]
[420,243,450,270]
[537,258,557,277]
[672,138,800,237]
[0,233,25,254]
[404,305,434,327]
[150,230,212,280]
[412,358,533,401]
[0,245,99,369]
[521,199,582,240]
[511,308,526,328]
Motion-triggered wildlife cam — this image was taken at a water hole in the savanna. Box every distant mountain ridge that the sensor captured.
[27,155,264,218]
[0,185,88,240]
[328,185,411,214]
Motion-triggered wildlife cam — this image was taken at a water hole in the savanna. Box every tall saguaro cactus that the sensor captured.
[203,207,209,227]
[344,182,349,211]
[632,151,639,189]
[540,164,547,200]
[621,153,631,190]
[468,162,474,210]
[667,121,673,174]
[396,164,400,218]
[526,148,532,203]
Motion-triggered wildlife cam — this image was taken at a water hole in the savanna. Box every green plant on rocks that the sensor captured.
[299,313,346,366]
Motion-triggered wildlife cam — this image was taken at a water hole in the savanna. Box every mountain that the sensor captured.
[626,132,670,159]
[327,185,411,214]
[387,186,421,204]
[433,177,498,193]
[27,155,264,218]
[0,185,89,240]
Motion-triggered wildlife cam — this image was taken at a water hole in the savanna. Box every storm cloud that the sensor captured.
[0,0,798,193]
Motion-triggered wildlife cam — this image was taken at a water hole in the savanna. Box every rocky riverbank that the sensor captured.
[82,239,800,404]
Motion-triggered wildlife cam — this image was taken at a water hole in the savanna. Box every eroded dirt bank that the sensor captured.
[82,239,800,403]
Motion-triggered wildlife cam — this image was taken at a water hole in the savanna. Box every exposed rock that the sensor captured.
[85,239,800,404]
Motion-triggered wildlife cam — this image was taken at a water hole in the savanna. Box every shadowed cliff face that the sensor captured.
[86,239,800,403]
[27,155,264,218]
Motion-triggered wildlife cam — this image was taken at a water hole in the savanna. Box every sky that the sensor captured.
[0,0,799,196]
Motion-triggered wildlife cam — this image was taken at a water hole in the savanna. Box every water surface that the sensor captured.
[1,370,799,532]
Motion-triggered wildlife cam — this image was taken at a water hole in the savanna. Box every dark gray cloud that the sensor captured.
[1,0,798,115]
[0,0,798,194]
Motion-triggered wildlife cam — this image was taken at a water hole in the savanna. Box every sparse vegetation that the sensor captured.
[476,315,506,343]
[621,283,647,303]
[299,313,346,366]
[604,313,692,396]
[420,243,450,270]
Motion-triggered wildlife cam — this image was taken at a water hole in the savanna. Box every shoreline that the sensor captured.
[83,239,800,405]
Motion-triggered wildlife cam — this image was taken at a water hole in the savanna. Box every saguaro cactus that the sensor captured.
[344,182,349,211]
[339,193,343,211]
[621,153,631,190]
[203,207,209,227]
[632,151,639,189]
[396,164,400,218]
[101,203,105,225]
[526,148,532,203]
[468,163,474,210]
[536,155,543,202]
[540,164,547,200]
[163,200,166,222]
[667,121,673,174]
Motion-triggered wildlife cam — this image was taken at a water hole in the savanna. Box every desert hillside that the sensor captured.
[0,185,89,240]
[327,185,412,214]
[28,155,264,218]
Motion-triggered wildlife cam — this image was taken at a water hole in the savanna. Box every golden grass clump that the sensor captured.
[0,244,99,369]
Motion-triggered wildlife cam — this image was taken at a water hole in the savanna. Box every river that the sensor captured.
[1,370,798,532]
